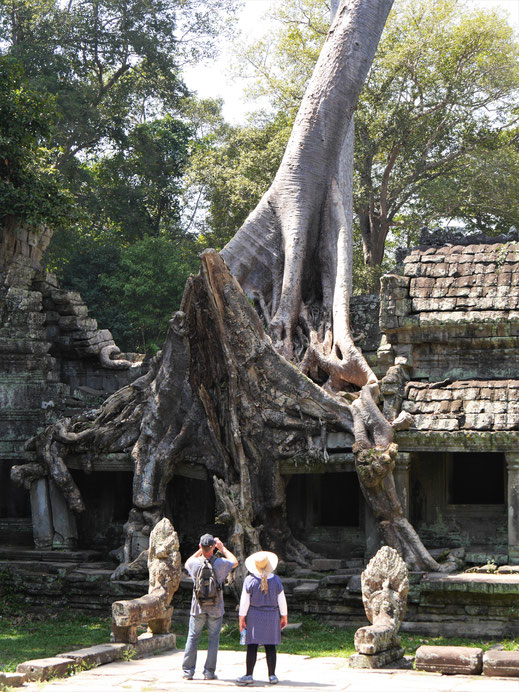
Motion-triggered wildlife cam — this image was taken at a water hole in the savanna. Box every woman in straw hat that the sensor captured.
[235,551,288,686]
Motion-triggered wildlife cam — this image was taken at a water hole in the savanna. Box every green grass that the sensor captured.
[174,616,519,660]
[2,603,519,673]
[0,608,111,672]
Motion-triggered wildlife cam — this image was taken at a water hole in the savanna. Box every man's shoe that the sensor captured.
[183,671,194,680]
[269,675,279,684]
[204,672,218,680]
[235,674,254,686]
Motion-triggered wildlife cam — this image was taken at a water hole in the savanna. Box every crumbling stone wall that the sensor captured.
[0,220,147,547]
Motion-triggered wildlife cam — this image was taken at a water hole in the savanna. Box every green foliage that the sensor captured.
[231,0,519,274]
[79,116,194,242]
[187,109,293,250]
[105,235,196,352]
[46,231,196,352]
[0,55,70,226]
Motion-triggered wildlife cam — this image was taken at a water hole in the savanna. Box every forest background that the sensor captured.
[2,0,519,353]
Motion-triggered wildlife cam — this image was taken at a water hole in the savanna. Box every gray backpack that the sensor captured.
[194,558,221,605]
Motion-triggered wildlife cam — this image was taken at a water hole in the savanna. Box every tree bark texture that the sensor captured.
[221,0,392,390]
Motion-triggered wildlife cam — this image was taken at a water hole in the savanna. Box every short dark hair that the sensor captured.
[200,533,215,548]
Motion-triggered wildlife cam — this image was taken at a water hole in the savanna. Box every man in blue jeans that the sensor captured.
[183,533,238,680]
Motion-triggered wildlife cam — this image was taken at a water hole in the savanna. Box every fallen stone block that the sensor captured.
[415,646,483,675]
[58,642,131,668]
[0,671,26,687]
[483,650,519,677]
[17,656,76,681]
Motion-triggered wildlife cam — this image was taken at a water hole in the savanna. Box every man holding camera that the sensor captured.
[182,534,238,680]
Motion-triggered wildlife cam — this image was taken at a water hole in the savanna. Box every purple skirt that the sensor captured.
[246,605,281,646]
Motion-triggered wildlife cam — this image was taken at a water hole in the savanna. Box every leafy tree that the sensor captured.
[0,55,69,226]
[79,117,194,242]
[0,0,237,167]
[105,235,196,352]
[232,0,519,276]
[187,109,292,250]
[48,230,197,352]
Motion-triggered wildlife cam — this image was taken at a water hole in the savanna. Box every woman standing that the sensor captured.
[235,551,288,686]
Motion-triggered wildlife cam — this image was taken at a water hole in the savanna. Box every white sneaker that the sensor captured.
[236,674,254,685]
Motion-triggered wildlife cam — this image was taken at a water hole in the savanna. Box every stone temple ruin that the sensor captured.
[1,222,519,635]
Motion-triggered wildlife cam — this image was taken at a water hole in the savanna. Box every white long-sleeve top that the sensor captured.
[239,573,288,616]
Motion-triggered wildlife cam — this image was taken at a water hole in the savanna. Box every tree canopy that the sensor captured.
[224,0,519,277]
[0,0,237,351]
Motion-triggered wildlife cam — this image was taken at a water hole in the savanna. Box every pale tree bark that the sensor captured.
[14,0,446,573]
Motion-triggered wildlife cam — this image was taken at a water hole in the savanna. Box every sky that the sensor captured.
[183,0,519,124]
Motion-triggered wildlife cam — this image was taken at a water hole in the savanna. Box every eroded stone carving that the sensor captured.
[111,518,181,644]
[350,545,409,669]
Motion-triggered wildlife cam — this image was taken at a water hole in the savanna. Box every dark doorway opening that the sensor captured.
[286,472,360,530]
[449,453,505,505]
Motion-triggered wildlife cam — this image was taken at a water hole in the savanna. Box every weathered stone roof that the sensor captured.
[404,242,519,319]
[402,380,519,432]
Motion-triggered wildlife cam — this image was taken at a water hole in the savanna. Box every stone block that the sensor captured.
[311,558,342,571]
[349,647,405,669]
[0,671,25,686]
[483,650,519,677]
[293,581,320,596]
[134,632,176,657]
[415,645,483,675]
[17,656,75,681]
[58,642,131,667]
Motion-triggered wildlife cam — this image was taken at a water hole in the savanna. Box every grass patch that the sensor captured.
[0,608,111,672]
[174,616,519,660]
[2,599,519,673]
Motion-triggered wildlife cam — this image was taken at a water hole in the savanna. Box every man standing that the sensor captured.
[183,534,238,680]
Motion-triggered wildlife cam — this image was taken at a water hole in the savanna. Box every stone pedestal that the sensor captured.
[506,454,519,564]
[349,647,405,669]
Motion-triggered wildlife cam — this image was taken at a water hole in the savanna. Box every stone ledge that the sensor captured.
[58,642,131,667]
[17,656,76,681]
[349,647,406,669]
[0,671,25,687]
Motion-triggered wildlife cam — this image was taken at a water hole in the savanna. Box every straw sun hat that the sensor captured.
[245,551,279,577]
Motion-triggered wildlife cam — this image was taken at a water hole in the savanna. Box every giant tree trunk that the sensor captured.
[15,0,444,573]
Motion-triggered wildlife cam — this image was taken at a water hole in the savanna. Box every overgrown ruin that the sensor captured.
[2,0,519,640]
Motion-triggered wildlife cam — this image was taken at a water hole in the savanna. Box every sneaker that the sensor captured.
[269,675,279,685]
[183,671,194,680]
[204,672,218,680]
[235,674,254,686]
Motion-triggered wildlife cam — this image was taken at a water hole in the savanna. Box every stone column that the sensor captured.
[364,501,380,560]
[29,479,53,549]
[48,481,78,549]
[506,453,519,564]
[393,453,411,519]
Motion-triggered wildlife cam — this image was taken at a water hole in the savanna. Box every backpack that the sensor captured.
[194,558,221,605]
